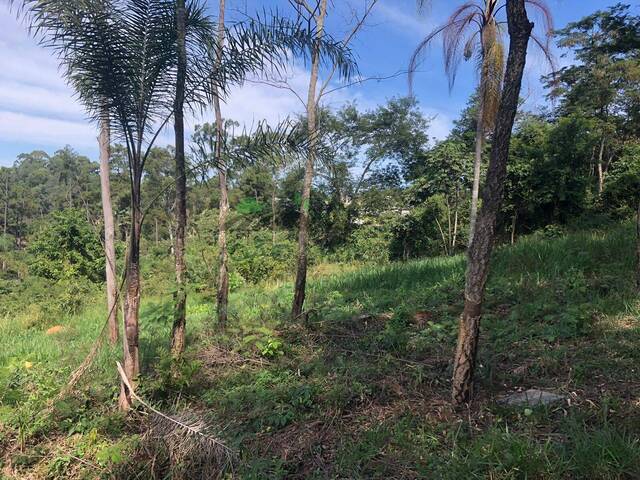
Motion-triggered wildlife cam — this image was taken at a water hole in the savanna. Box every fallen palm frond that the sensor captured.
[116,362,235,478]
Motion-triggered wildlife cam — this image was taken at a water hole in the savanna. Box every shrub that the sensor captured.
[27,209,104,282]
[336,223,393,264]
[228,229,296,284]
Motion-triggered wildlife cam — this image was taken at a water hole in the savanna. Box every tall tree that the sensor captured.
[451,0,533,406]
[98,111,118,345]
[291,0,328,319]
[170,0,188,356]
[290,0,375,319]
[410,0,552,244]
[213,0,229,329]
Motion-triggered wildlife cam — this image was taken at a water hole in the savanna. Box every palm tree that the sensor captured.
[170,0,188,356]
[452,0,533,406]
[213,0,229,329]
[409,0,553,244]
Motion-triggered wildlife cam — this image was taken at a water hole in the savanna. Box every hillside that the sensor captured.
[2,224,639,479]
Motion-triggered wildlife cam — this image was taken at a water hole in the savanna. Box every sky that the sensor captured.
[0,0,626,167]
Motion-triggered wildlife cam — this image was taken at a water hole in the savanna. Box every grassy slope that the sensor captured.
[2,224,640,479]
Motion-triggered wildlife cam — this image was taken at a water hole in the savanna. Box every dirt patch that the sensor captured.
[45,325,64,335]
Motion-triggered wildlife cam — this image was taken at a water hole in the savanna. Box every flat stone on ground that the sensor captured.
[499,389,565,407]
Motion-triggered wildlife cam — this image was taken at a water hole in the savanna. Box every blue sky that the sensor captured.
[0,0,626,166]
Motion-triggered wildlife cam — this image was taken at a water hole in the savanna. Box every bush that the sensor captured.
[27,209,104,282]
[336,223,393,264]
[228,230,296,284]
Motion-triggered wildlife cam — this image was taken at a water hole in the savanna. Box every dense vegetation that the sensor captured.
[1,1,639,478]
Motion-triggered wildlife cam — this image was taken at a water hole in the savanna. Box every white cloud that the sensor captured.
[422,107,453,141]
[375,1,435,38]
[0,111,96,147]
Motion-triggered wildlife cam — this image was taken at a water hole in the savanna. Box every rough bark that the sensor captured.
[451,0,533,406]
[214,0,228,329]
[292,0,328,319]
[119,185,142,411]
[98,112,118,345]
[171,0,188,357]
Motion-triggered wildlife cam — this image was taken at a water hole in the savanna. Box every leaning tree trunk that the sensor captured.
[119,179,142,411]
[171,0,188,357]
[98,110,118,345]
[292,0,328,320]
[468,107,485,245]
[214,0,229,329]
[451,0,533,406]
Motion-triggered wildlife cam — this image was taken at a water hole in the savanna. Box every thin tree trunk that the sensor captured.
[3,172,8,236]
[453,197,459,251]
[511,211,517,244]
[468,107,485,245]
[214,0,229,329]
[98,111,118,345]
[451,0,532,406]
[292,0,328,320]
[171,0,188,357]
[271,181,277,244]
[119,183,142,411]
[636,196,640,292]
[597,137,606,195]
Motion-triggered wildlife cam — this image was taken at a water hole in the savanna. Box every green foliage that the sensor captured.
[336,221,394,264]
[603,142,640,216]
[228,229,297,284]
[27,209,104,283]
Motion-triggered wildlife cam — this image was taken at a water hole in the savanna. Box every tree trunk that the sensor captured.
[98,111,118,345]
[171,0,188,357]
[292,0,328,320]
[119,183,142,411]
[271,180,277,244]
[451,0,533,406]
[3,173,8,236]
[511,211,517,244]
[636,196,640,292]
[468,106,485,245]
[213,0,228,329]
[597,137,606,195]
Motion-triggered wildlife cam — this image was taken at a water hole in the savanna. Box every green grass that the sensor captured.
[2,224,640,478]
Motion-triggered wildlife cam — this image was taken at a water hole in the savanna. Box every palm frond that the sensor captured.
[478,19,505,131]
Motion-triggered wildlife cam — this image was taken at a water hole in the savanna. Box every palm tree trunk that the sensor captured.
[214,0,228,329]
[468,106,484,245]
[451,0,532,406]
[171,0,188,357]
[292,0,328,320]
[98,111,118,345]
[119,183,142,411]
